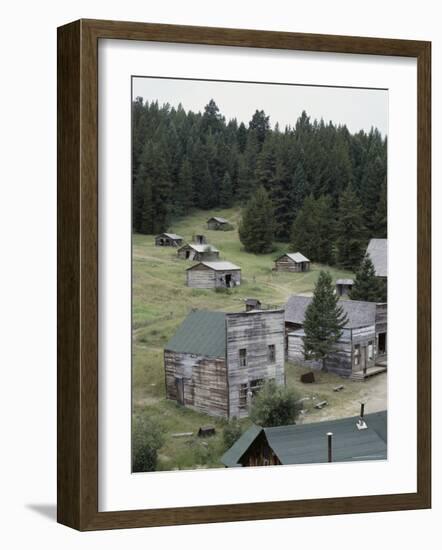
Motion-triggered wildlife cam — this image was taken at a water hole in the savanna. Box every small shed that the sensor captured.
[177,243,219,261]
[274,252,310,272]
[193,234,207,244]
[186,261,241,289]
[155,233,184,247]
[245,298,262,312]
[336,278,354,297]
[207,216,230,230]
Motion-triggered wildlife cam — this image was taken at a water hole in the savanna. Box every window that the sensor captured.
[250,378,264,396]
[268,344,276,363]
[239,383,248,410]
[368,341,374,360]
[239,348,247,367]
[354,344,361,366]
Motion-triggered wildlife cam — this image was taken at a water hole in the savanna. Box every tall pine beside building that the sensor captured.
[303,271,348,370]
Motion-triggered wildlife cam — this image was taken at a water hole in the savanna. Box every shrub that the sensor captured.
[223,419,243,449]
[132,415,165,472]
[250,380,302,427]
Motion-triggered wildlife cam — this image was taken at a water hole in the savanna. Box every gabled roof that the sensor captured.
[157,232,183,240]
[187,261,241,271]
[180,243,219,253]
[336,278,354,285]
[245,298,262,306]
[285,295,377,328]
[165,310,226,357]
[208,216,228,223]
[366,238,388,277]
[277,252,310,263]
[221,411,387,467]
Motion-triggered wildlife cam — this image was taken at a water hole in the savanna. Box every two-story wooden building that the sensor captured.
[285,295,387,379]
[164,308,285,418]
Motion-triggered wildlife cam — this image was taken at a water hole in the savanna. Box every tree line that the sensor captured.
[132,97,387,254]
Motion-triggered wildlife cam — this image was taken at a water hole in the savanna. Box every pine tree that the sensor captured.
[219,171,233,208]
[174,159,194,216]
[372,177,387,238]
[303,271,348,369]
[336,185,367,270]
[239,186,275,253]
[349,255,386,302]
[291,195,335,264]
[249,109,270,146]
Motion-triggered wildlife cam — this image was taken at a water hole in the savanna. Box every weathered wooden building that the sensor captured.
[207,216,230,230]
[285,295,387,379]
[366,238,388,279]
[245,298,262,312]
[186,261,241,289]
[336,278,354,297]
[274,252,310,272]
[177,243,219,261]
[193,234,207,244]
[154,232,184,247]
[164,308,285,418]
[221,410,387,467]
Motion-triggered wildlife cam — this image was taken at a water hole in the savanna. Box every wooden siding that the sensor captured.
[239,430,282,467]
[207,219,227,230]
[274,256,310,272]
[287,324,377,378]
[187,265,241,289]
[226,310,285,418]
[164,350,228,417]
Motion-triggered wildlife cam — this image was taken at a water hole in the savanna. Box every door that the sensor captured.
[225,274,232,287]
[175,377,184,405]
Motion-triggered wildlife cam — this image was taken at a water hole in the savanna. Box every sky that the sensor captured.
[133,76,388,136]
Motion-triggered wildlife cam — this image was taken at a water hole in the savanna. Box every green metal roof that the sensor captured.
[165,310,227,358]
[221,411,387,467]
[221,425,262,467]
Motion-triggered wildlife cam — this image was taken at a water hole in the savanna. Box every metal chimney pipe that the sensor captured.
[360,402,365,419]
[327,432,333,463]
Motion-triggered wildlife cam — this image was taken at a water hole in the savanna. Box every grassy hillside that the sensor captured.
[132,206,369,471]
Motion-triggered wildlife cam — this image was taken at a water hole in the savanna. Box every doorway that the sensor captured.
[378,332,387,355]
[225,274,232,288]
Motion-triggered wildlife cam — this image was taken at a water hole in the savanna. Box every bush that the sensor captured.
[223,419,243,449]
[250,380,302,427]
[132,415,165,472]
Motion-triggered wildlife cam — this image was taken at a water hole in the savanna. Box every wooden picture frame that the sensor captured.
[57,19,431,531]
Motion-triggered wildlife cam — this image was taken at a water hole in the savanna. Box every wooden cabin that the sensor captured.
[274,252,310,272]
[193,234,207,244]
[164,308,285,418]
[186,261,241,289]
[245,298,262,312]
[207,216,230,230]
[177,243,219,261]
[336,278,354,297]
[155,232,184,247]
[285,295,387,379]
[221,411,387,467]
[366,238,388,280]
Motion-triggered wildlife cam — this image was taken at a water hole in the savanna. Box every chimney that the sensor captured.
[356,402,368,430]
[327,432,333,463]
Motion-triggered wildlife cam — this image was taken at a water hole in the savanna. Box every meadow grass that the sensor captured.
[132,206,365,470]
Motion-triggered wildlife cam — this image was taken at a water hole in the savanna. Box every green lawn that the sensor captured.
[132,206,358,470]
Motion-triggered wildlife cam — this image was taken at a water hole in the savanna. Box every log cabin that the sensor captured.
[164,308,285,418]
[154,232,184,247]
[177,243,220,261]
[366,238,388,280]
[221,410,387,467]
[207,216,230,230]
[186,261,241,289]
[285,295,387,379]
[336,278,354,297]
[274,252,310,272]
